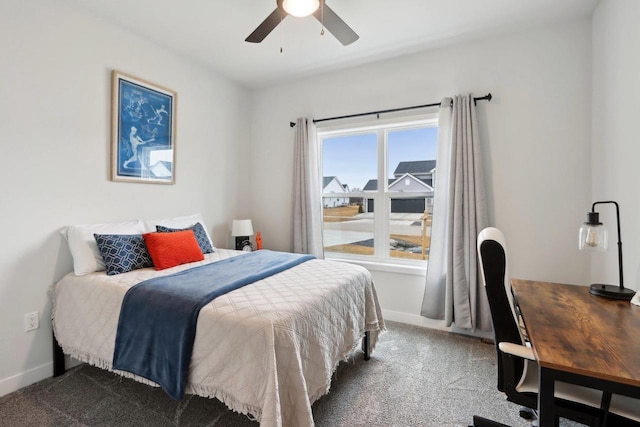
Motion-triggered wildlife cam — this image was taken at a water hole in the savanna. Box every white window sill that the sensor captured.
[325,254,427,276]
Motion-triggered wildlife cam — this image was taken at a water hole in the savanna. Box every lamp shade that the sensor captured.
[282,0,320,17]
[231,219,254,237]
[578,212,608,251]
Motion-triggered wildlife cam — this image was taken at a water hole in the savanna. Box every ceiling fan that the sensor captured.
[245,0,359,46]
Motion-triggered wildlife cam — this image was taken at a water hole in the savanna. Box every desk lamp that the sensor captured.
[579,201,636,300]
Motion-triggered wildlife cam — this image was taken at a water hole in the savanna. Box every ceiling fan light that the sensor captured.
[282,0,320,17]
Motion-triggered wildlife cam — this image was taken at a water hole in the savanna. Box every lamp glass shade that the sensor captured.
[282,0,320,17]
[578,223,608,251]
[232,219,254,237]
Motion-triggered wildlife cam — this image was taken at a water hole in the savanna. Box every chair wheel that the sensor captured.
[519,407,536,420]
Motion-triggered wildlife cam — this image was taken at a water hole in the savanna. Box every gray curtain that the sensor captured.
[291,118,324,257]
[420,95,491,331]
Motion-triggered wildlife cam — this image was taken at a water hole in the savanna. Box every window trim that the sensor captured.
[325,253,427,276]
[318,112,438,267]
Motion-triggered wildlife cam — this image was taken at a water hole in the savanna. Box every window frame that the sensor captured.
[317,113,438,270]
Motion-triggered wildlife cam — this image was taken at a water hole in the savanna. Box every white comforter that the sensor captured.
[50,249,385,427]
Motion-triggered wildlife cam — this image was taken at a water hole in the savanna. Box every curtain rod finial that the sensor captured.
[290,121,296,128]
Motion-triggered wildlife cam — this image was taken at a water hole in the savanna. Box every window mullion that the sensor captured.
[374,129,388,259]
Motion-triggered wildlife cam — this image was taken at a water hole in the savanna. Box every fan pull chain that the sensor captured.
[320,0,325,35]
[280,12,284,53]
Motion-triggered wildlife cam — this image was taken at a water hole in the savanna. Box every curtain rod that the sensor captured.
[289,93,492,127]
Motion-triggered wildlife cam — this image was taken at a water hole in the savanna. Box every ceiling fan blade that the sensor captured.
[313,4,359,46]
[245,8,284,43]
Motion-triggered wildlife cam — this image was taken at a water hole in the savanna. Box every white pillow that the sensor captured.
[144,213,215,249]
[63,220,146,275]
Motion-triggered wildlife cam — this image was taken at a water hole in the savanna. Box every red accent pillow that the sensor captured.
[142,230,204,270]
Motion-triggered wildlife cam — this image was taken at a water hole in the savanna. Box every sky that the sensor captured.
[322,127,438,190]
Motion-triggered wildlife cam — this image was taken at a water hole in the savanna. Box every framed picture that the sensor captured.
[111,71,177,184]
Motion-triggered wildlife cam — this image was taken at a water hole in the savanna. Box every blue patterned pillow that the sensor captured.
[156,222,214,254]
[93,234,154,275]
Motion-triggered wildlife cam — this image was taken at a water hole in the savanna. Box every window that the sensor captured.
[319,115,438,267]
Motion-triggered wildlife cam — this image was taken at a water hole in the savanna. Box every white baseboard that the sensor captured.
[0,362,53,398]
[381,308,450,331]
[381,308,494,340]
[0,354,83,398]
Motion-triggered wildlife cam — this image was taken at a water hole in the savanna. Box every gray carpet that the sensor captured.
[0,321,582,427]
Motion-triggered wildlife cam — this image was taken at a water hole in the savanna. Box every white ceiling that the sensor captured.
[70,0,599,89]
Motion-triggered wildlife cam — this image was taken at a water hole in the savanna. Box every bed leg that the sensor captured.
[53,330,65,377]
[362,331,371,361]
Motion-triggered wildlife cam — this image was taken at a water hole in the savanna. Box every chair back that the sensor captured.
[477,227,524,392]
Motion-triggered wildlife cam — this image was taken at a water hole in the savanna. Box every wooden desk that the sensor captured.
[511,279,640,427]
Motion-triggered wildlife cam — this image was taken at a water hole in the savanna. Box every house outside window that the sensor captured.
[322,176,349,207]
[319,115,438,268]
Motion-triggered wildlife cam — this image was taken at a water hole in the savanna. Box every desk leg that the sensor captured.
[538,366,557,427]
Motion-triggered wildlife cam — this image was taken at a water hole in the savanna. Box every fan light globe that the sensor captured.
[282,0,320,17]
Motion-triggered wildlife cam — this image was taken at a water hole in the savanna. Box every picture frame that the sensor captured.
[111,70,177,184]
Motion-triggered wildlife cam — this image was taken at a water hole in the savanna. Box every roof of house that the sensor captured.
[323,176,349,191]
[363,179,395,191]
[388,173,434,191]
[393,160,436,176]
[323,176,336,189]
[322,176,342,188]
[364,175,434,191]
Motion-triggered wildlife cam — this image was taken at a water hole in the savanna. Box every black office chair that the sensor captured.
[473,227,640,427]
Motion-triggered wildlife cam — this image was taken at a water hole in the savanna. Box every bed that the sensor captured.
[50,215,385,427]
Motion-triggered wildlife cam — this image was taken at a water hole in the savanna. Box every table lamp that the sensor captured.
[232,219,254,251]
[578,201,635,300]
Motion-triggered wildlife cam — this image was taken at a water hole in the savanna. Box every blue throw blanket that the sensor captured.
[112,250,315,400]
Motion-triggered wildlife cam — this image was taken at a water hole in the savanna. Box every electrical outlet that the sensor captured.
[25,312,39,332]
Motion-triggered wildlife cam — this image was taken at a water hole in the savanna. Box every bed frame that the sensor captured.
[52,329,371,377]
[53,331,65,377]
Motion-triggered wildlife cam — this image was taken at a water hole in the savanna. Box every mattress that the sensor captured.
[50,249,385,427]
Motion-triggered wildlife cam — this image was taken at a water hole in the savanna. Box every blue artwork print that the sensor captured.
[115,76,174,182]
